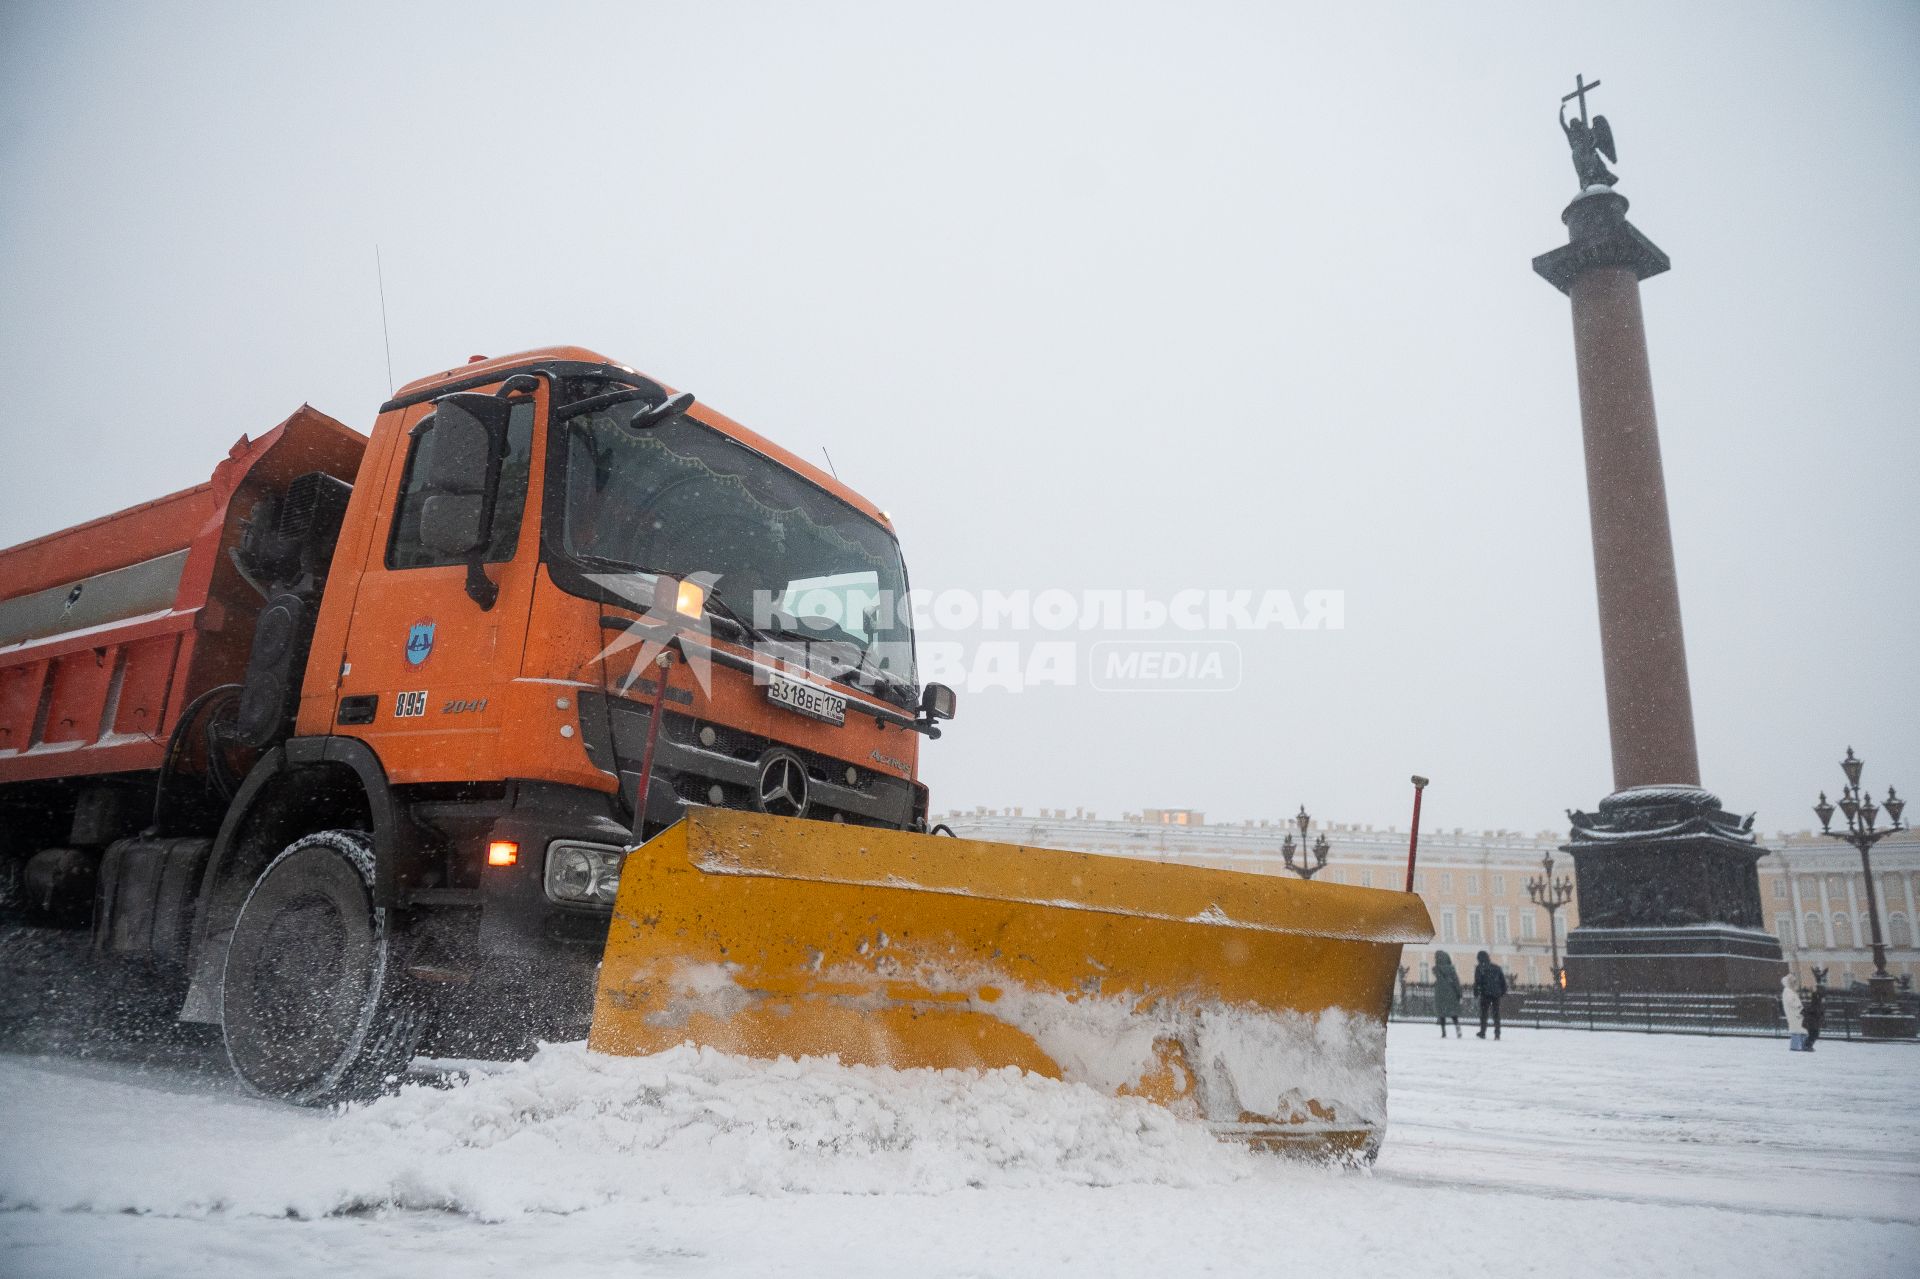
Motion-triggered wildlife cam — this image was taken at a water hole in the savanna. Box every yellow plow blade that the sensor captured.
[588,808,1433,1158]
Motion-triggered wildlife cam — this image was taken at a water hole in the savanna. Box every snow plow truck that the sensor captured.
[0,347,1430,1157]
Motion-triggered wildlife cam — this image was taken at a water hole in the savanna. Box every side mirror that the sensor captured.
[418,392,510,557]
[629,391,695,431]
[920,682,957,722]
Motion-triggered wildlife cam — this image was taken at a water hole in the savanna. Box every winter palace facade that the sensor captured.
[939,806,1920,991]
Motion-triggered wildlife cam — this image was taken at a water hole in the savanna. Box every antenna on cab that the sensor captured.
[375,245,395,396]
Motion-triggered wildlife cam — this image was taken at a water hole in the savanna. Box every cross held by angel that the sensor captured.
[1559,73,1618,191]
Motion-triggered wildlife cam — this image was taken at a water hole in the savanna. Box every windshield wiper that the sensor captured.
[850,631,917,704]
[684,593,917,708]
[583,562,752,645]
[725,608,916,705]
[576,554,673,580]
[694,591,757,643]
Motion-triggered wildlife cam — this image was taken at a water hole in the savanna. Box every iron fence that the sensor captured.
[1391,980,1920,1040]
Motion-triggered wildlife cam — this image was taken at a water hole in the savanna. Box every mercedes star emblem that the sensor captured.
[756,752,809,818]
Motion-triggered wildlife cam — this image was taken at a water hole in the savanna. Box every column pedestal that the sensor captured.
[1560,788,1785,994]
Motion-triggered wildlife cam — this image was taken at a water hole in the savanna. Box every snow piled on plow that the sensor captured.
[978,983,1387,1127]
[0,1043,1257,1222]
[638,958,1391,1134]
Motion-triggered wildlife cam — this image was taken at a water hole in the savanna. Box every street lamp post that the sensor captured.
[1281,805,1331,880]
[1527,852,1575,988]
[1813,747,1915,1040]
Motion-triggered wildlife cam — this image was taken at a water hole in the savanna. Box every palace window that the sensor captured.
[1773,879,1787,899]
[1468,909,1484,943]
[1832,913,1854,948]
[1465,873,1480,895]
[1491,874,1505,896]
[1889,913,1912,949]
[1441,910,1458,943]
[1494,910,1511,944]
[1521,913,1537,940]
[1804,913,1826,947]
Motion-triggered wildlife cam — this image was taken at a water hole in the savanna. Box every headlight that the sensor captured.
[544,841,627,905]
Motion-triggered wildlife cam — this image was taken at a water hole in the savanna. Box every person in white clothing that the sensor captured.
[1781,974,1808,1051]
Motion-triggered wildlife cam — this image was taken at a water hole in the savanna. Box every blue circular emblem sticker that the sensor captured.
[406,618,436,667]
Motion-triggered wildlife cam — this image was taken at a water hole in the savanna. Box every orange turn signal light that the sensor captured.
[674,579,706,619]
[487,840,520,867]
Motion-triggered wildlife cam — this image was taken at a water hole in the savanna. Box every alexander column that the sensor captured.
[1533,76,1785,994]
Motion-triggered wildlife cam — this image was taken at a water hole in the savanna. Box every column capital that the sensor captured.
[1532,190,1670,295]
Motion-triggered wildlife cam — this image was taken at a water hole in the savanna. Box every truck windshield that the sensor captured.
[561,406,915,688]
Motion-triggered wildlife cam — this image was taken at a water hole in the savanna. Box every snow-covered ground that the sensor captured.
[2,1023,1915,1278]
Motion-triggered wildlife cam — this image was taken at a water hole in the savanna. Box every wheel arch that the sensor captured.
[178,736,416,1022]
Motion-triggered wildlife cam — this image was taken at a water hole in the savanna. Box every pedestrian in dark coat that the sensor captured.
[1473,950,1507,1039]
[1432,951,1464,1037]
[1803,981,1825,1051]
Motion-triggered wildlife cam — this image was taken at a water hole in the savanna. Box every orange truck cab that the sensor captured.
[0,347,954,1091]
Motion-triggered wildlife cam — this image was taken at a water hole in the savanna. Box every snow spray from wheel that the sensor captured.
[588,809,1434,1160]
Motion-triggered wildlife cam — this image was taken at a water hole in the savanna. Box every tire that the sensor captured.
[220,830,425,1105]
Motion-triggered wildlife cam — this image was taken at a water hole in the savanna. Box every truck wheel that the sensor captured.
[220,830,424,1105]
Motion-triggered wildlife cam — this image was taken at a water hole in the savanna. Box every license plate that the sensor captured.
[766,673,846,726]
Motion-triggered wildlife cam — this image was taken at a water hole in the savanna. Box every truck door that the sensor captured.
[327,384,545,783]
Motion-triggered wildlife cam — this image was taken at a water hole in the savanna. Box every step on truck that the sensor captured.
[0,346,1429,1156]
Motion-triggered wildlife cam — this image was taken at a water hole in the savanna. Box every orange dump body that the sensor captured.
[0,409,365,784]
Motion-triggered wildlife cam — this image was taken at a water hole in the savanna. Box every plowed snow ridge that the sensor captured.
[336,1044,1259,1217]
[4,1025,1916,1279]
[3,1043,1260,1222]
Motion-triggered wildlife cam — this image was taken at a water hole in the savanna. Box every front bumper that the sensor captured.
[472,783,630,959]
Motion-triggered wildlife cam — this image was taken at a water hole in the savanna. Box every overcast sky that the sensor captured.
[2,1,1915,837]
